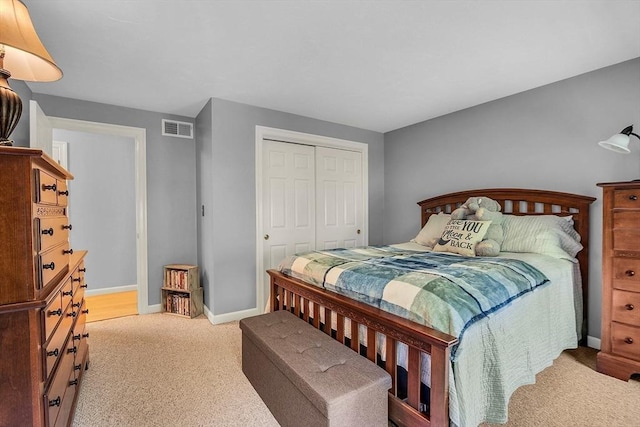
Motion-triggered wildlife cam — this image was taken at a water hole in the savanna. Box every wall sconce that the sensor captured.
[0,0,62,146]
[598,125,640,153]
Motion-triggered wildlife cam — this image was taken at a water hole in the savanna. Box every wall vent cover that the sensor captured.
[162,119,194,139]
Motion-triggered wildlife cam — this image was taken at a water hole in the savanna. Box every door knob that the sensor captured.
[357,229,361,234]
[264,234,269,240]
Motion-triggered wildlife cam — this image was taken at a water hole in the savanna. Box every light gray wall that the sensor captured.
[383,58,640,340]
[32,94,198,307]
[196,99,213,308]
[197,98,384,315]
[54,129,136,291]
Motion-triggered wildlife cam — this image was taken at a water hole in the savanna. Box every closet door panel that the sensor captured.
[263,141,316,277]
[316,147,363,250]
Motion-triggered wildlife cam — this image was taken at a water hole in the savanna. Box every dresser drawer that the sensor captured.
[44,301,75,380]
[36,169,60,205]
[43,282,68,341]
[613,258,640,292]
[611,290,640,326]
[611,322,640,361]
[44,337,75,427]
[52,368,78,427]
[613,229,640,252]
[613,210,640,229]
[74,300,89,368]
[56,180,69,208]
[39,243,71,290]
[71,264,87,301]
[36,217,70,253]
[614,189,640,209]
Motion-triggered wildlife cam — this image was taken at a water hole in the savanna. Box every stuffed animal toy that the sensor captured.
[450,196,504,256]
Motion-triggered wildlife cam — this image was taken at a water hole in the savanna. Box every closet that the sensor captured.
[261,139,365,289]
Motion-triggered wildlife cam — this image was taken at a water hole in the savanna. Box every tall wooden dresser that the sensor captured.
[597,181,640,380]
[0,147,89,426]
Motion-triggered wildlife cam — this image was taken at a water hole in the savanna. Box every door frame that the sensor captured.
[255,126,369,312]
[48,117,150,315]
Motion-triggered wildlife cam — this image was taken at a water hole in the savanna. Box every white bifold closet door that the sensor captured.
[262,140,364,276]
[314,146,363,250]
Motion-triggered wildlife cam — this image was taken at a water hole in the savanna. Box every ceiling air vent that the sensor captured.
[162,119,194,139]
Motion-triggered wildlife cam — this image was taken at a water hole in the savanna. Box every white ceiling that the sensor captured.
[21,1,640,133]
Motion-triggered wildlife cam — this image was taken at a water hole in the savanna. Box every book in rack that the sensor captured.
[161,264,203,318]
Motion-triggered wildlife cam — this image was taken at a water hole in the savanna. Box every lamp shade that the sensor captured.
[0,0,62,81]
[598,133,631,154]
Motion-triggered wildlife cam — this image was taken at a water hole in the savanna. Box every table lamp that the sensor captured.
[0,0,62,146]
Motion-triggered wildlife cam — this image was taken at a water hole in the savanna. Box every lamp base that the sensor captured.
[0,68,22,147]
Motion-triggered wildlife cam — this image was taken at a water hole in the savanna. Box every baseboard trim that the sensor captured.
[204,305,263,325]
[86,284,137,297]
[147,304,161,313]
[587,336,601,350]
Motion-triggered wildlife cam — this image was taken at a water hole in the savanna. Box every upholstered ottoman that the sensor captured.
[240,310,391,427]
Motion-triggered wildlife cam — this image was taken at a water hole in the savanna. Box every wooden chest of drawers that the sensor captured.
[0,147,89,427]
[596,181,640,380]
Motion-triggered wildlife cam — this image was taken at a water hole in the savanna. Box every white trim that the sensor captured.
[587,335,601,350]
[51,141,69,169]
[205,304,262,325]
[48,117,150,315]
[254,126,369,314]
[147,304,161,314]
[86,284,138,297]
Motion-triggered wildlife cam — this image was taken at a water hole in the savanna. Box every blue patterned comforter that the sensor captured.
[278,246,549,359]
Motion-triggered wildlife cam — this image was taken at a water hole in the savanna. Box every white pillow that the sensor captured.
[433,220,491,257]
[412,212,451,247]
[501,215,583,261]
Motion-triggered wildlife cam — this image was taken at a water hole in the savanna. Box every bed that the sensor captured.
[266,188,596,426]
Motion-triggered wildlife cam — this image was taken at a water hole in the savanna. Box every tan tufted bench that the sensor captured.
[240,310,391,427]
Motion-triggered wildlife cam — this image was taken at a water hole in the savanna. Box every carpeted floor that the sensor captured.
[72,314,640,427]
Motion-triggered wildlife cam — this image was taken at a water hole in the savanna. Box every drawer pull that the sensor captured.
[72,302,81,308]
[82,333,90,338]
[49,396,61,407]
[42,183,57,192]
[625,304,635,311]
[80,284,88,289]
[67,346,77,354]
[72,277,82,283]
[82,309,89,315]
[62,290,73,297]
[58,190,69,196]
[67,311,77,318]
[63,248,74,255]
[626,270,636,277]
[42,227,54,236]
[74,363,82,371]
[48,308,62,317]
[629,194,638,201]
[79,268,86,272]
[624,337,634,344]
[47,348,59,357]
[73,333,81,341]
[43,262,55,270]
[69,379,78,386]
[62,224,73,230]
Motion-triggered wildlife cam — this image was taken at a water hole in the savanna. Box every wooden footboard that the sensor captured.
[267,269,458,427]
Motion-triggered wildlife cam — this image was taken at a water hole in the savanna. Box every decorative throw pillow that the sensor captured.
[433,220,492,257]
[412,212,451,247]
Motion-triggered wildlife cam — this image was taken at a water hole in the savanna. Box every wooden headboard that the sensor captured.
[417,188,596,339]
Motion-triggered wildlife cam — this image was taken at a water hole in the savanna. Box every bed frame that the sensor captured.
[267,188,596,426]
